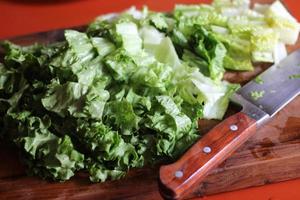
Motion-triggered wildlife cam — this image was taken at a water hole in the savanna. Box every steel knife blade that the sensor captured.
[233,49,300,123]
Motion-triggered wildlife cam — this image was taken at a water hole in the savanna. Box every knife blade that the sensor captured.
[235,49,300,118]
[159,49,300,200]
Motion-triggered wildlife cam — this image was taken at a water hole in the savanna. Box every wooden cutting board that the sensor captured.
[1,2,300,199]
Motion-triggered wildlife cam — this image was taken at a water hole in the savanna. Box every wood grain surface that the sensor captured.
[1,1,300,199]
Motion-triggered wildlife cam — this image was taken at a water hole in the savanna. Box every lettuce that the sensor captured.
[265,1,300,45]
[116,21,142,55]
[6,112,84,181]
[176,66,239,119]
[41,80,109,119]
[0,0,298,183]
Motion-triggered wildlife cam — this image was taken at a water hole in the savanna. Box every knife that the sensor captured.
[159,49,300,200]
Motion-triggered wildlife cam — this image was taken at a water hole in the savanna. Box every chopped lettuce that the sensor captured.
[0,0,299,183]
[250,90,265,100]
[7,112,84,181]
[176,67,239,119]
[265,1,300,45]
[116,21,142,55]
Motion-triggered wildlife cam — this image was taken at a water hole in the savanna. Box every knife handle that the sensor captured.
[159,112,257,200]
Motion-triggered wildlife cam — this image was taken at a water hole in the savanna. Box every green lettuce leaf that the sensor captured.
[42,80,109,119]
[116,21,142,55]
[177,67,239,119]
[9,112,84,181]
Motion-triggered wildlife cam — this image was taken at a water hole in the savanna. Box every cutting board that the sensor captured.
[1,1,300,199]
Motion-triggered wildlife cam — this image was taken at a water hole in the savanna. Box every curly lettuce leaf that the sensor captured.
[9,113,84,181]
[42,80,109,119]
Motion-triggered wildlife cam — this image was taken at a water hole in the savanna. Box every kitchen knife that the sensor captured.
[159,49,300,200]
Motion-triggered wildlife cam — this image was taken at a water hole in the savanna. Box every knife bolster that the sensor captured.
[230,93,270,126]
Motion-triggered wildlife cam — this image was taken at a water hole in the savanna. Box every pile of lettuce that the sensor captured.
[0,0,299,182]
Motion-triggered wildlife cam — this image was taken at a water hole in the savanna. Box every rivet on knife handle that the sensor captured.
[159,111,259,200]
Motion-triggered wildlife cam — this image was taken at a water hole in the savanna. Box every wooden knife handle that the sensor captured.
[159,112,257,200]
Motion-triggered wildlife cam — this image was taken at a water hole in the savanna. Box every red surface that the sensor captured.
[0,0,300,199]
